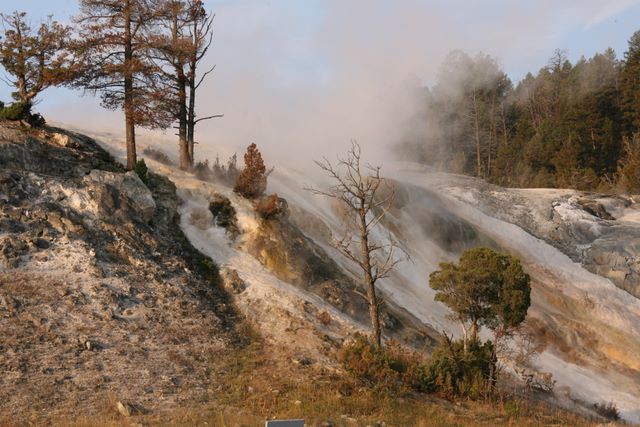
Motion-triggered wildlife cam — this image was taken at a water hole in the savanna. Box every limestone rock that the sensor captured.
[84,170,156,222]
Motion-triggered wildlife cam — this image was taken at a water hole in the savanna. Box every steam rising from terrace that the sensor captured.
[3,0,639,172]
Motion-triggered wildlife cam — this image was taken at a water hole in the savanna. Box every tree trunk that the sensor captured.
[172,10,189,171]
[123,0,136,171]
[178,75,189,170]
[187,61,196,166]
[470,321,479,345]
[461,321,469,353]
[359,207,381,348]
[186,18,198,168]
[472,90,482,178]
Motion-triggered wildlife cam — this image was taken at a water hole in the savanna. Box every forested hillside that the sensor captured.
[404,30,640,193]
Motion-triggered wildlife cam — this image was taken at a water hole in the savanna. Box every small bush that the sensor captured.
[28,112,46,127]
[200,257,218,274]
[209,195,239,237]
[316,310,331,326]
[427,337,496,399]
[142,147,173,165]
[255,193,288,220]
[234,143,267,199]
[0,101,32,121]
[194,160,212,181]
[339,334,432,394]
[135,159,149,185]
[593,401,620,421]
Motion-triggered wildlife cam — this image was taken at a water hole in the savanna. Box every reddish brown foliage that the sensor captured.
[234,143,267,199]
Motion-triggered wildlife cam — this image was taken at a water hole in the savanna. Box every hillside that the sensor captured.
[0,121,631,426]
[0,122,245,422]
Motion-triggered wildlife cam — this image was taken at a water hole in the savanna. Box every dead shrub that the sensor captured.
[255,193,288,220]
[593,401,620,421]
[316,310,331,326]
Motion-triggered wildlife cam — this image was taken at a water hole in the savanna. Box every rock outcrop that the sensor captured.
[0,122,243,421]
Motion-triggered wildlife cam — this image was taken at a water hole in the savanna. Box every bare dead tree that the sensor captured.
[185,1,222,165]
[148,0,191,170]
[308,141,406,348]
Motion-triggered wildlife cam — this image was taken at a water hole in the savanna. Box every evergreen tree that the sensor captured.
[429,247,530,352]
[621,31,640,135]
[0,11,72,103]
[234,143,267,199]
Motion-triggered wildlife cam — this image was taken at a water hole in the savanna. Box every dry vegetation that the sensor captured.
[38,334,600,427]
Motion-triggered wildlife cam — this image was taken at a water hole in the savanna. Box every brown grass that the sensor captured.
[37,336,599,427]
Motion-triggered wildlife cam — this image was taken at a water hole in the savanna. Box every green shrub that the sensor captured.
[427,337,495,399]
[135,159,149,185]
[339,334,432,394]
[0,101,32,121]
[28,112,46,127]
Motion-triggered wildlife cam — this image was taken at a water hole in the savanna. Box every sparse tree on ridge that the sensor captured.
[0,11,72,104]
[308,141,406,348]
[74,0,171,170]
[148,0,221,170]
[149,0,192,170]
[185,0,221,166]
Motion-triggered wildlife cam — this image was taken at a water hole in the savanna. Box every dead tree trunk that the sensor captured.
[308,141,405,348]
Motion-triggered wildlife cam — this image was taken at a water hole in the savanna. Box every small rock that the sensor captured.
[32,237,50,249]
[220,267,247,294]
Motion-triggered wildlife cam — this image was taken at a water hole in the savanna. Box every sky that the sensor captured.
[2,0,640,167]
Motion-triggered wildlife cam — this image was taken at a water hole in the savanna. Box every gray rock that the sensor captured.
[220,267,246,294]
[84,170,156,222]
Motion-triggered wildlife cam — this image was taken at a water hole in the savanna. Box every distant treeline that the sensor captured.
[403,32,640,193]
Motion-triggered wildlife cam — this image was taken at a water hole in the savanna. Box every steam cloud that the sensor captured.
[3,0,638,171]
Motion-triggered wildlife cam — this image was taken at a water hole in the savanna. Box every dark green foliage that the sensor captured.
[27,112,45,127]
[339,333,498,400]
[0,101,32,121]
[193,160,212,181]
[200,257,218,275]
[135,159,149,185]
[429,247,531,345]
[406,37,640,191]
[617,136,640,193]
[427,337,496,399]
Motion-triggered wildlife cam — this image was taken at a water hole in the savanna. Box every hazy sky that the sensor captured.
[2,0,640,166]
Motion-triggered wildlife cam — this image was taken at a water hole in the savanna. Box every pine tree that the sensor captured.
[0,11,72,103]
[429,247,530,353]
[621,31,640,135]
[74,0,170,170]
[233,143,267,199]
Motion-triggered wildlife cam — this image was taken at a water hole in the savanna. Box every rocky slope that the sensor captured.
[0,123,243,422]
[3,120,638,425]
